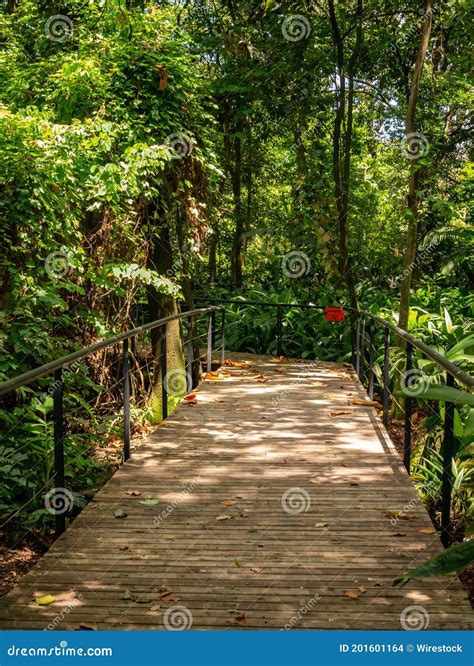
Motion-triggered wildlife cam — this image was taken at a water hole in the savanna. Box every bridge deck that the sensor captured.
[1,354,472,630]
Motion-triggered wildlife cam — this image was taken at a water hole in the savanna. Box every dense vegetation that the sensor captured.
[0,0,472,567]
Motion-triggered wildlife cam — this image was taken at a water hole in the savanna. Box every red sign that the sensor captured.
[324,307,345,322]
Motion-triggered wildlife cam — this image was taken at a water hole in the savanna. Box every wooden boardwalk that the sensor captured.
[1,354,472,630]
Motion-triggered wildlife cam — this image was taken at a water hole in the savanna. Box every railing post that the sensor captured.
[350,314,357,368]
[359,318,366,381]
[383,327,390,428]
[441,372,455,546]
[161,325,168,420]
[123,339,131,461]
[276,305,283,357]
[186,319,193,393]
[220,309,226,367]
[355,318,361,376]
[211,309,216,349]
[207,311,213,373]
[53,368,66,537]
[404,341,413,473]
[367,321,375,399]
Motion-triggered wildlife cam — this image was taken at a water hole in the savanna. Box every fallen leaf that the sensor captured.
[330,411,352,416]
[135,597,152,604]
[119,545,129,551]
[234,559,245,567]
[160,593,180,602]
[351,398,382,408]
[120,590,132,600]
[150,605,161,611]
[75,623,96,631]
[114,509,127,519]
[314,522,328,528]
[222,499,237,506]
[126,490,141,497]
[309,478,319,484]
[344,591,359,600]
[418,527,436,535]
[249,567,262,573]
[358,586,367,594]
[385,511,413,521]
[35,595,55,605]
[185,392,197,400]
[204,371,231,380]
[139,499,159,506]
[216,514,232,521]
[235,613,247,625]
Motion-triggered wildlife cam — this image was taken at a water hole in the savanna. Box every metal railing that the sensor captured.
[0,306,225,536]
[195,298,473,546]
[2,296,473,547]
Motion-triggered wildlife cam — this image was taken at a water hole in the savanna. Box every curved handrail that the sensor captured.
[0,306,224,396]
[193,298,473,391]
[353,309,474,391]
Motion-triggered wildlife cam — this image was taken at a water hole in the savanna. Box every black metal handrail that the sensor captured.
[0,305,225,536]
[195,297,473,546]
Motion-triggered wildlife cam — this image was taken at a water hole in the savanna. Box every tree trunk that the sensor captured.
[398,0,434,333]
[146,205,184,422]
[328,0,362,348]
[231,119,244,285]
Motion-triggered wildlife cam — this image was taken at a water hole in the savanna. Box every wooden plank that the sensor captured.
[0,354,472,630]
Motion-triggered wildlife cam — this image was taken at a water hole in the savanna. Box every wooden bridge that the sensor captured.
[1,353,472,630]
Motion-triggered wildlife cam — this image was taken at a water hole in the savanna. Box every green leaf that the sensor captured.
[114,508,128,518]
[139,499,159,506]
[393,540,474,587]
[400,383,474,406]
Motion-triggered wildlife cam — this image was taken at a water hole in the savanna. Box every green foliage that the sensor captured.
[394,540,474,587]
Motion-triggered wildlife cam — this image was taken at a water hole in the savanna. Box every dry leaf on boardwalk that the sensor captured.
[35,595,55,605]
[344,591,359,600]
[351,398,382,408]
